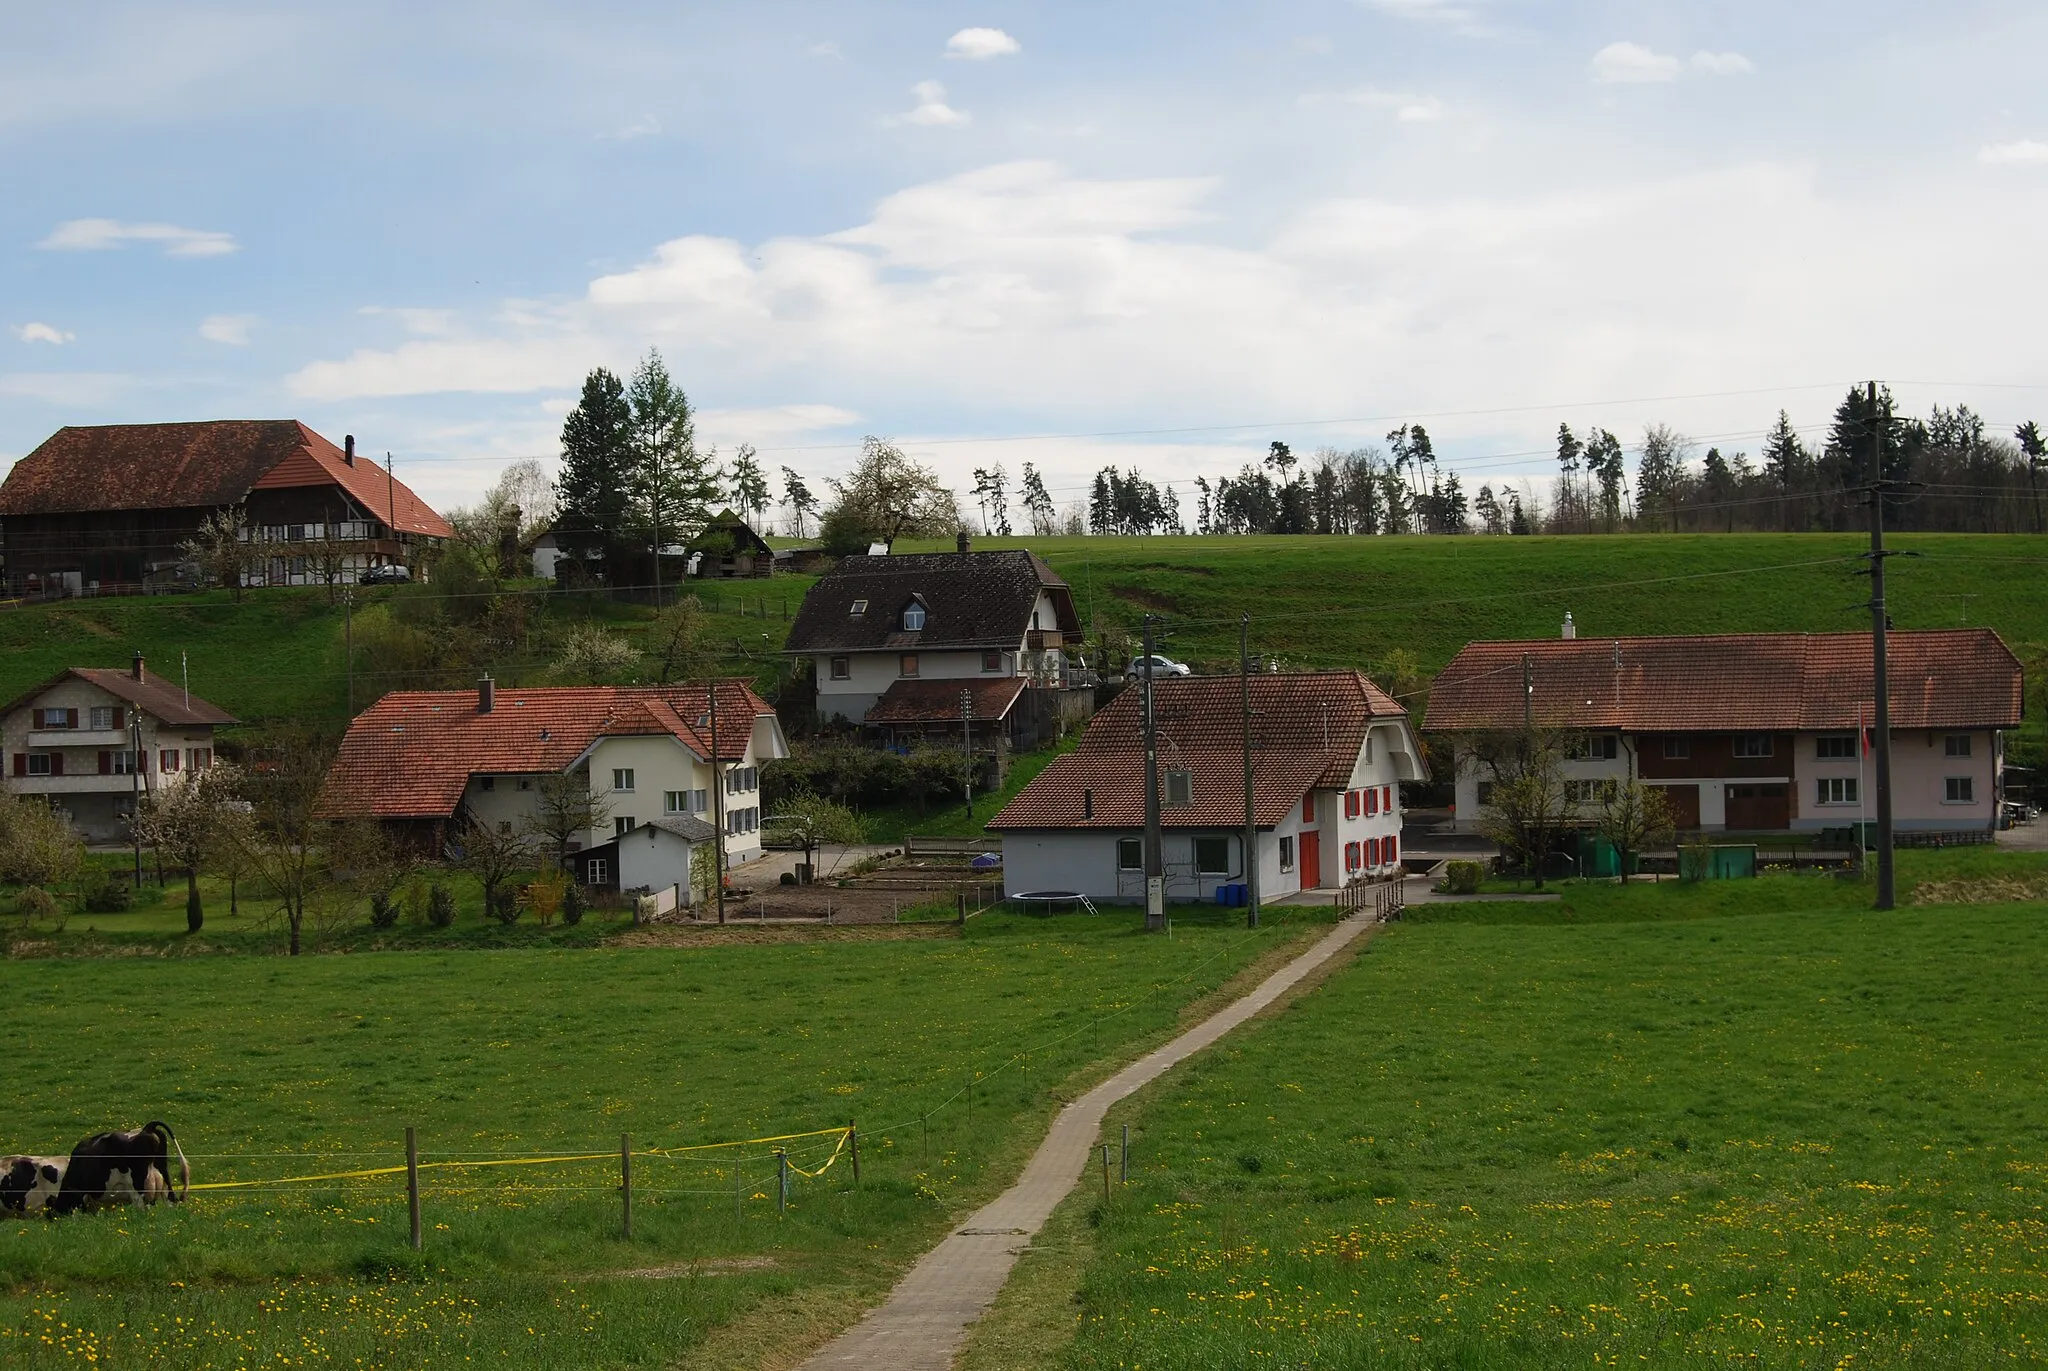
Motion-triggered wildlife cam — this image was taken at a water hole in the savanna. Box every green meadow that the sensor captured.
[963,849,2048,1370]
[0,908,1324,1369]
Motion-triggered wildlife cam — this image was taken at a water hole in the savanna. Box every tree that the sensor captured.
[1700,447,1737,532]
[1636,425,1688,532]
[819,438,960,554]
[1584,428,1627,531]
[781,467,819,539]
[136,763,243,933]
[1595,779,1675,885]
[1469,731,1571,890]
[1760,409,1810,530]
[1020,463,1057,536]
[2017,421,2046,533]
[556,368,637,577]
[1554,423,1583,532]
[523,772,612,868]
[1825,384,1916,528]
[1507,489,1532,535]
[727,443,771,528]
[182,505,261,600]
[447,818,534,923]
[0,790,85,890]
[1473,484,1506,535]
[227,728,338,956]
[629,350,721,582]
[553,624,638,684]
[649,594,715,683]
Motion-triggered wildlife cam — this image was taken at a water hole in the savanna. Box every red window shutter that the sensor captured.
[10,754,22,777]
[1303,794,1315,824]
[66,709,79,728]
[1343,791,1356,819]
[48,753,63,776]
[1370,788,1381,816]
[99,751,111,775]
[1383,784,1393,811]
[1386,835,1398,864]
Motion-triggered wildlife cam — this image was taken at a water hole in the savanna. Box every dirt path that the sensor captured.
[793,907,1384,1370]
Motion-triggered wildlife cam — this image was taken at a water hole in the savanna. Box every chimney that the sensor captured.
[1561,611,1576,641]
[131,652,146,681]
[957,530,971,554]
[344,434,356,466]
[477,674,495,714]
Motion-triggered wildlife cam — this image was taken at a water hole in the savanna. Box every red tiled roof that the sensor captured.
[990,671,1408,831]
[0,665,237,728]
[1422,630,2024,734]
[317,681,774,820]
[0,420,451,538]
[865,676,1028,724]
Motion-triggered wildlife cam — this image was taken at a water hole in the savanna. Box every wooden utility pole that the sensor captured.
[1866,379,1898,910]
[1240,614,1259,929]
[961,688,974,818]
[1141,615,1165,932]
[708,682,727,924]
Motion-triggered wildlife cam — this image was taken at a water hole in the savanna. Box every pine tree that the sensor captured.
[1761,410,1809,531]
[556,367,635,576]
[1020,463,1057,536]
[1088,471,1113,534]
[780,467,817,538]
[727,443,771,527]
[627,351,719,573]
[1555,423,1583,532]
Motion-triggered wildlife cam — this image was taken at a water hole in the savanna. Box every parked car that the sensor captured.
[360,564,412,585]
[1124,654,1192,680]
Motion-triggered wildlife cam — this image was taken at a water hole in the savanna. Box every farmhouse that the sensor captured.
[0,420,450,597]
[784,536,1090,746]
[990,672,1425,902]
[685,509,775,579]
[0,654,236,842]
[1426,625,2024,835]
[316,678,788,873]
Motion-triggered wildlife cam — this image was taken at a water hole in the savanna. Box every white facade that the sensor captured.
[814,589,1068,724]
[1,674,224,843]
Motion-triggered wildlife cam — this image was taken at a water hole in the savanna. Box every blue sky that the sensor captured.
[5,0,2046,520]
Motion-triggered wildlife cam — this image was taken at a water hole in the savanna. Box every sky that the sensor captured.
[5,0,2047,523]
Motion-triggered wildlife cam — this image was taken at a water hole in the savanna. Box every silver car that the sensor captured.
[1124,654,1192,680]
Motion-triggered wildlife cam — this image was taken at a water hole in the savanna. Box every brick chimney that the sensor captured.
[344,434,356,466]
[957,530,971,553]
[478,674,495,713]
[131,652,146,681]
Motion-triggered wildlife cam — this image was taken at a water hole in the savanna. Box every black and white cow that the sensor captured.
[0,1155,69,1214]
[49,1122,189,1214]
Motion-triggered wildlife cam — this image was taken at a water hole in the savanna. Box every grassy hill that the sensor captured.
[3,534,2040,744]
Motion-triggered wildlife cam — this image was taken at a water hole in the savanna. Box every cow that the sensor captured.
[0,1155,69,1215]
[49,1121,189,1215]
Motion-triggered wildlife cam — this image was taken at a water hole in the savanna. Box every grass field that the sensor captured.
[964,849,2048,1369]
[0,906,1327,1369]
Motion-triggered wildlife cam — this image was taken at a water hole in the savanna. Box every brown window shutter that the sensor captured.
[111,707,125,730]
[99,751,111,775]
[49,753,63,776]
[10,754,22,777]
[66,709,79,728]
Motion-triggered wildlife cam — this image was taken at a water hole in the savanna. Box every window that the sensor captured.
[665,790,688,814]
[1567,734,1619,761]
[107,750,140,775]
[899,654,920,678]
[1945,776,1975,804]
[1279,835,1295,871]
[1474,781,1495,807]
[615,816,637,836]
[849,599,868,616]
[1367,837,1381,867]
[1195,837,1230,875]
[25,754,52,777]
[1117,838,1143,871]
[1164,769,1193,807]
[517,778,531,791]
[1365,788,1379,817]
[612,768,635,792]
[1385,835,1399,865]
[187,748,212,771]
[89,706,120,731]
[981,651,1003,673]
[34,708,75,730]
[1945,734,1973,758]
[1345,841,1361,872]
[829,656,851,680]
[1815,734,1856,760]
[586,858,609,886]
[726,806,760,836]
[1817,777,1859,805]
[1662,736,1691,760]
[1565,779,1615,805]
[159,750,180,773]
[1732,733,1773,758]
[498,821,513,835]
[725,766,759,795]
[479,775,496,791]
[1344,790,1359,819]
[693,788,708,813]
[902,603,926,631]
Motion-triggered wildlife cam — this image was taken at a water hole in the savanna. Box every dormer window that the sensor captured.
[903,603,926,632]
[849,599,868,617]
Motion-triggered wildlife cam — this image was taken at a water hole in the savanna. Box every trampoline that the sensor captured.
[1008,890,1101,916]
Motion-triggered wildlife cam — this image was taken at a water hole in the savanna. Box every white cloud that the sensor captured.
[806,41,842,58]
[1691,51,1755,76]
[1309,89,1446,122]
[1591,41,1682,85]
[37,218,239,257]
[1979,139,2048,166]
[602,115,661,140]
[199,313,257,345]
[1355,0,1496,37]
[893,80,969,127]
[946,27,1021,60]
[14,322,73,345]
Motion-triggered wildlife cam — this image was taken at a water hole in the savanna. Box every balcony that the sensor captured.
[1026,630,1065,650]
[28,729,129,748]
[12,773,151,795]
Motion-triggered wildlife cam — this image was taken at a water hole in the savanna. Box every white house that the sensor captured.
[318,677,788,868]
[567,813,717,897]
[1426,625,2023,834]
[784,536,1083,726]
[0,655,236,842]
[989,672,1426,903]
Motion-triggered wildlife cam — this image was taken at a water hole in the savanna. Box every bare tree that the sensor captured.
[136,762,243,933]
[1595,779,1676,885]
[1469,730,1573,889]
[225,729,339,956]
[650,595,715,683]
[182,505,261,600]
[523,772,611,868]
[447,817,535,921]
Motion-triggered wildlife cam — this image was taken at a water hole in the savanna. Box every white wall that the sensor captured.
[614,824,695,898]
[2,678,221,839]
[815,648,1022,723]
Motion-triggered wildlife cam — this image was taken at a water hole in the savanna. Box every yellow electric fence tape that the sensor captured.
[782,1128,851,1179]
[185,1126,851,1193]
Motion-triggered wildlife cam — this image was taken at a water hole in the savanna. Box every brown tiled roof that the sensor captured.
[785,550,1080,654]
[866,677,1028,724]
[989,671,1408,831]
[685,510,774,556]
[316,681,774,820]
[0,420,451,538]
[1423,630,2024,734]
[0,666,237,728]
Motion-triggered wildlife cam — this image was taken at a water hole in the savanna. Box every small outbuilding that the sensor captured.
[567,813,718,898]
[687,510,775,579]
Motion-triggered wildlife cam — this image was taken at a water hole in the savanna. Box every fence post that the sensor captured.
[777,1149,789,1214]
[1100,1144,1111,1204]
[922,1112,929,1168]
[850,1121,861,1189]
[405,1126,421,1251]
[734,1154,742,1219]
[957,890,966,925]
[620,1132,633,1240]
[1121,1124,1129,1183]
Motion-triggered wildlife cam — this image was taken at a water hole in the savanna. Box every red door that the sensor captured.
[1299,830,1322,889]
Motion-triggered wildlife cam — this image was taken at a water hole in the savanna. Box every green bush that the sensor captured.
[488,886,520,925]
[368,892,400,929]
[562,884,587,926]
[426,884,456,928]
[1443,860,1484,895]
[14,885,62,924]
[80,868,134,913]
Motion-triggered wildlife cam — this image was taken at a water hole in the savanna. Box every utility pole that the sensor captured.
[129,712,144,888]
[708,682,727,924]
[1522,653,1533,731]
[342,587,355,715]
[1865,379,1898,911]
[1142,615,1165,932]
[1240,614,1259,929]
[385,453,399,577]
[961,688,975,819]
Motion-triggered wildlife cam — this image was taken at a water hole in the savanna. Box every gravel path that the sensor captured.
[794,906,1385,1370]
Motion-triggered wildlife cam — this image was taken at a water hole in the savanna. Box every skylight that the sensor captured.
[850,599,868,616]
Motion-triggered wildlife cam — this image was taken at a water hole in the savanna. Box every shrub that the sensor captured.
[14,885,61,925]
[80,868,134,913]
[426,884,456,928]
[368,891,400,929]
[1443,860,1484,895]
[562,883,587,927]
[488,886,520,925]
